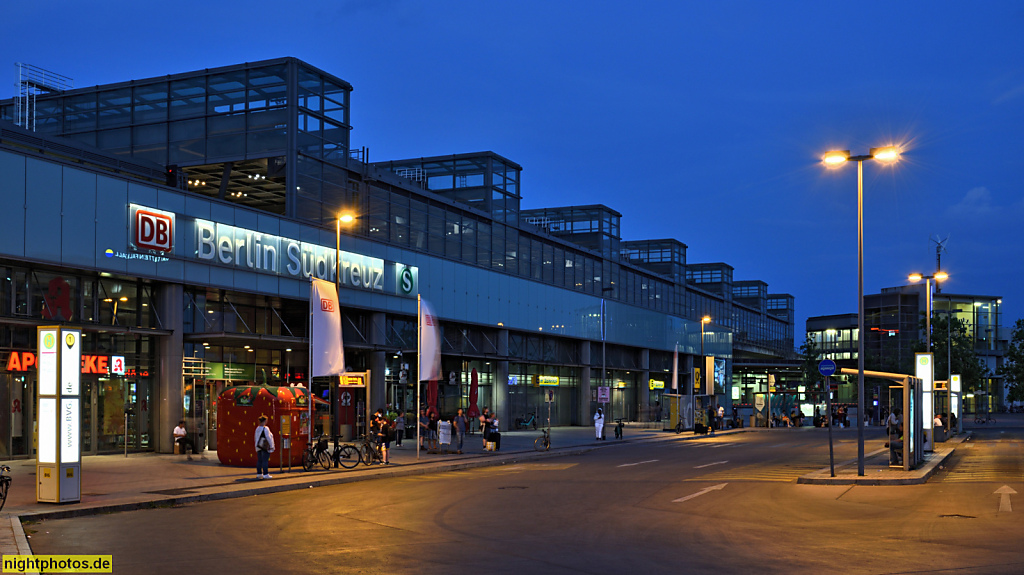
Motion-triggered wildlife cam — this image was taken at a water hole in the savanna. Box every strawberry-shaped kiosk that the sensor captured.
[216,385,312,467]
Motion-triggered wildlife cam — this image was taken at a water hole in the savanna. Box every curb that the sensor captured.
[796,432,971,486]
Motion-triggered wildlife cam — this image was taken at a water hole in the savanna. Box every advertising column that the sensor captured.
[916,353,933,452]
[37,327,82,503]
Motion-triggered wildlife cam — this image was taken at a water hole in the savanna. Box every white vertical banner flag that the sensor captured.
[671,344,679,390]
[310,278,345,377]
[418,297,441,381]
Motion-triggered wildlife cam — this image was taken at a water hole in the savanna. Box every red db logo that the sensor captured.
[321,299,334,312]
[134,209,173,252]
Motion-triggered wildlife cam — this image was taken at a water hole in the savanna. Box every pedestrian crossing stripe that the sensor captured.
[683,463,823,483]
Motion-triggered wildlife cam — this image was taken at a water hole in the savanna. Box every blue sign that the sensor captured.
[818,359,837,377]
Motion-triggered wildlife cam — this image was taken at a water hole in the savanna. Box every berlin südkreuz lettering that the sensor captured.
[195,219,385,291]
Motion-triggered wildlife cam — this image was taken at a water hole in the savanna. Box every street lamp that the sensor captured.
[908,272,948,351]
[601,286,614,431]
[698,316,711,428]
[822,145,901,476]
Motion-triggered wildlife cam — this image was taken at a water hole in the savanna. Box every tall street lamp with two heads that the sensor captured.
[821,145,902,476]
[908,272,949,351]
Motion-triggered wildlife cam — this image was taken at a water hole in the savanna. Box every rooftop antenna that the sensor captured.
[932,235,949,293]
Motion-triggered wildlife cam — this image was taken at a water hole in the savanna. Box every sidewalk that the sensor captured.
[797,432,970,485]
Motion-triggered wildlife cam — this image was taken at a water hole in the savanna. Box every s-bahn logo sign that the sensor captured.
[131,206,175,253]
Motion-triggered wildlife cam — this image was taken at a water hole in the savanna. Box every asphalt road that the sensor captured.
[27,424,1024,575]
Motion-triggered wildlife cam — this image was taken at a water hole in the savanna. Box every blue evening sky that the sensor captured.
[4,1,1022,342]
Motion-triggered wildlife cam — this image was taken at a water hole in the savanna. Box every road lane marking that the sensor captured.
[996,485,1016,512]
[694,461,728,469]
[673,483,727,503]
[618,459,659,467]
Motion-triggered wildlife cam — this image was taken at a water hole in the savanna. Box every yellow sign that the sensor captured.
[649,379,665,390]
[538,375,559,386]
[280,415,291,435]
[340,374,366,386]
[614,380,629,389]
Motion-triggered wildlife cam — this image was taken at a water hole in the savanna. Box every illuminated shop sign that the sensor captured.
[532,375,559,386]
[649,379,665,390]
[127,205,418,296]
[4,351,148,376]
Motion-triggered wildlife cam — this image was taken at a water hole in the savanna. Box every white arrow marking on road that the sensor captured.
[673,483,728,503]
[995,485,1016,512]
[617,460,659,467]
[694,460,728,469]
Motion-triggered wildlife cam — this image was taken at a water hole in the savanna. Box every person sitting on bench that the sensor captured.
[174,420,198,460]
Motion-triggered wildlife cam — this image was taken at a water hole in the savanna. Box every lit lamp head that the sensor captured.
[339,213,355,224]
[908,273,923,283]
[822,150,850,168]
[701,316,711,324]
[870,146,901,163]
[934,271,948,282]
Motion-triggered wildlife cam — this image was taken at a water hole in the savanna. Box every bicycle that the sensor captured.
[330,441,362,469]
[0,465,10,512]
[613,418,625,439]
[675,420,685,434]
[302,435,332,471]
[515,412,539,430]
[534,428,551,452]
[357,434,384,466]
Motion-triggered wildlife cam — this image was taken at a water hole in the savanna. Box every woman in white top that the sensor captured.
[594,408,605,440]
[254,416,275,479]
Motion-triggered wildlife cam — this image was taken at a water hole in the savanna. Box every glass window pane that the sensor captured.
[98,88,132,129]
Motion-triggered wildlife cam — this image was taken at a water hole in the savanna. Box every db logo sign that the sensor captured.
[132,206,174,252]
[321,298,334,312]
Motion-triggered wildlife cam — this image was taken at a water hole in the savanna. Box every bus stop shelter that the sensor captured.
[841,368,924,471]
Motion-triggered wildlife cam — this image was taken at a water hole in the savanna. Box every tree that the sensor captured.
[916,313,989,394]
[800,335,828,403]
[998,319,1024,405]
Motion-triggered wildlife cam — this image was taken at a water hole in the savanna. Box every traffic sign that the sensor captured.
[597,386,610,403]
[818,359,837,377]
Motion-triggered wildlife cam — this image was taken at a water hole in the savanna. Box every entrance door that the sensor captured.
[2,374,34,457]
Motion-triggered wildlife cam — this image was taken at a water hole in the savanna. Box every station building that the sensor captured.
[0,58,794,457]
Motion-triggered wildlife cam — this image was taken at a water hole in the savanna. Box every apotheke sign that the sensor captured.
[128,205,418,295]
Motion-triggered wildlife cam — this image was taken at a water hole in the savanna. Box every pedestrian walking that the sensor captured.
[254,415,275,479]
[594,407,605,440]
[395,409,405,447]
[452,408,469,454]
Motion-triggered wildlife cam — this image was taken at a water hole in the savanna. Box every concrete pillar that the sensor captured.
[639,349,650,422]
[155,283,183,454]
[369,312,387,411]
[579,341,592,427]
[495,329,509,432]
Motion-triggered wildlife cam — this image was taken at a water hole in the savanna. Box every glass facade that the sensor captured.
[0,56,800,454]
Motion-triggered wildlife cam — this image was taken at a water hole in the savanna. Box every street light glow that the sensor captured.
[339,213,355,224]
[908,273,923,282]
[870,146,901,163]
[701,316,711,324]
[935,271,949,281]
[822,150,850,166]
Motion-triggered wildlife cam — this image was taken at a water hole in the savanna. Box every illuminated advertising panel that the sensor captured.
[649,379,665,390]
[61,398,80,463]
[61,331,81,396]
[951,374,961,393]
[38,329,58,395]
[39,398,57,464]
[916,353,933,431]
[538,375,559,386]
